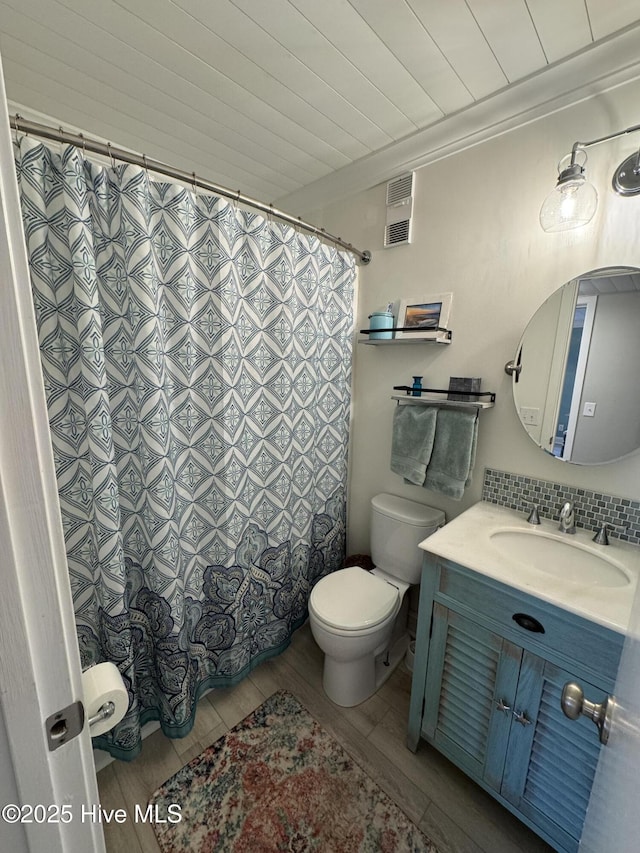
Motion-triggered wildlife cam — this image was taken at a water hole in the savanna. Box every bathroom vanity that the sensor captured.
[407,501,640,853]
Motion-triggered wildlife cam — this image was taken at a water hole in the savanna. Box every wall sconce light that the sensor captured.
[540,122,640,232]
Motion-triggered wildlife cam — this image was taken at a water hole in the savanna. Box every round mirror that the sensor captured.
[512,266,640,465]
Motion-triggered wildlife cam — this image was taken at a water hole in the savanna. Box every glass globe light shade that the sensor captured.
[539,155,598,232]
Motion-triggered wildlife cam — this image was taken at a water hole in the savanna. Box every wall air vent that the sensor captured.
[384,172,414,248]
[386,219,411,245]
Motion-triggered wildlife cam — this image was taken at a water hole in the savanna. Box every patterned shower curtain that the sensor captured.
[14,136,356,759]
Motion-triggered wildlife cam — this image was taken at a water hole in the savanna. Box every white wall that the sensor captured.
[303,77,640,554]
[572,291,640,463]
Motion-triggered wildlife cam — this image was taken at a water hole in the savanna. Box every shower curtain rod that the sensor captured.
[10,114,371,265]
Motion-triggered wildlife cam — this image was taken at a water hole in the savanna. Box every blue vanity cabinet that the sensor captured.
[420,603,523,790]
[408,556,624,853]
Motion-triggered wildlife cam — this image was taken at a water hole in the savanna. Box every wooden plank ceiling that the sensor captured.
[1,0,640,211]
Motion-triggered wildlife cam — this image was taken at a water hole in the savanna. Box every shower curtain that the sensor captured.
[14,136,356,759]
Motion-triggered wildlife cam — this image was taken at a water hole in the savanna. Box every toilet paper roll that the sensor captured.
[81,662,128,737]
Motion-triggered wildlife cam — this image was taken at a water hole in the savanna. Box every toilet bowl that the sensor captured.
[309,493,445,707]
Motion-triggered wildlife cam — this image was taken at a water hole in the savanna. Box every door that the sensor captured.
[502,656,605,853]
[423,604,522,789]
[0,53,105,853]
[578,577,640,849]
[556,294,597,461]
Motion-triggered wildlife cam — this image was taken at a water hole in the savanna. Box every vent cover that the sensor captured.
[384,172,414,247]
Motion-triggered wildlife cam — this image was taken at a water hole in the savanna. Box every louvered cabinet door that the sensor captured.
[422,604,522,790]
[501,655,605,852]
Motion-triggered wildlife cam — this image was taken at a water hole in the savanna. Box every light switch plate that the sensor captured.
[520,406,540,425]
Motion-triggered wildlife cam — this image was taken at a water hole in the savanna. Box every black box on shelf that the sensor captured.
[448,377,482,401]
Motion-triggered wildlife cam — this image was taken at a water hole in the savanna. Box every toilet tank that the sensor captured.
[370,493,445,584]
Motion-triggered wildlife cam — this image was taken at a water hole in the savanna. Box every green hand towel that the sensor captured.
[424,408,478,500]
[390,405,438,485]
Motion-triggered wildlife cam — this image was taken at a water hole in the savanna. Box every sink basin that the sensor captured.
[419,501,640,631]
[489,529,631,588]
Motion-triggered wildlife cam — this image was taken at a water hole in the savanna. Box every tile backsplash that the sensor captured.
[482,468,640,545]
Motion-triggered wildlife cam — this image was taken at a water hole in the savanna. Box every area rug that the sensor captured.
[149,689,438,852]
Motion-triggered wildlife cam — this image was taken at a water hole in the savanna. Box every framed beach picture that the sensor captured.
[395,292,453,340]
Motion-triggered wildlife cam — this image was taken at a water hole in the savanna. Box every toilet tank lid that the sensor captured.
[371,493,445,528]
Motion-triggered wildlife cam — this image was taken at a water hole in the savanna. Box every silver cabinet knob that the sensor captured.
[561,682,616,745]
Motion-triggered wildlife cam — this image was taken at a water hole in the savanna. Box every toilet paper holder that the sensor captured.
[89,700,116,728]
[45,663,127,751]
[81,661,129,737]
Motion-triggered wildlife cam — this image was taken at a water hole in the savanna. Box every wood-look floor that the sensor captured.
[97,622,554,853]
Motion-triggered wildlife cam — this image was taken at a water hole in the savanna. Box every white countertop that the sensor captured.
[419,501,640,635]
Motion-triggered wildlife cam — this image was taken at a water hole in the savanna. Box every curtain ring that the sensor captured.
[107,142,116,171]
[12,113,21,145]
[191,171,197,196]
[78,132,87,158]
[58,126,69,159]
[142,153,149,177]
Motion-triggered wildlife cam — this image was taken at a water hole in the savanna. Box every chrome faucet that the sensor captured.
[558,501,576,534]
[592,523,611,545]
[526,503,541,525]
[592,522,623,545]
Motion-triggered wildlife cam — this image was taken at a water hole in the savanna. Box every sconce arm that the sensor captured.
[571,121,640,159]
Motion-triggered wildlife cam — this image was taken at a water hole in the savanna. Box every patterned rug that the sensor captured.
[149,690,438,852]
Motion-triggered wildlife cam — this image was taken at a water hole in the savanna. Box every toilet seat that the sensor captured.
[310,566,398,632]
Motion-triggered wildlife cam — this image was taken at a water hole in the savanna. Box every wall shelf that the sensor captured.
[392,387,495,410]
[358,327,452,345]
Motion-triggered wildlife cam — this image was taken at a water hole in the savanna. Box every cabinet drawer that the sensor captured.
[436,563,623,680]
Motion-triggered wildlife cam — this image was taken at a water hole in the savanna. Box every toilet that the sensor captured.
[309,493,445,707]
